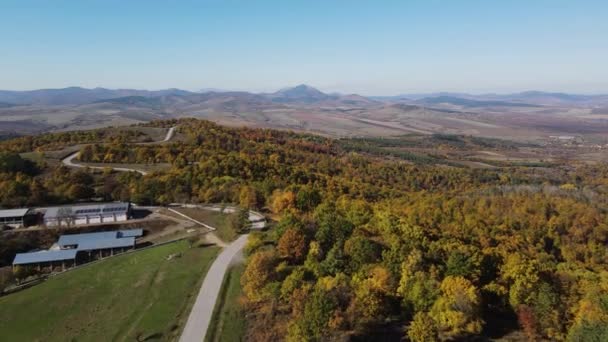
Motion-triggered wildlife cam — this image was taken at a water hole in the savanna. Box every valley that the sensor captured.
[2,86,608,151]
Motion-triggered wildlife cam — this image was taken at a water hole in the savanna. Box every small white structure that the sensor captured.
[43,202,131,227]
[0,208,32,228]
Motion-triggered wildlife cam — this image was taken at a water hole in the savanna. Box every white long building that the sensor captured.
[43,202,131,227]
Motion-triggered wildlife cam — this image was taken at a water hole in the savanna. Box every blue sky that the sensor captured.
[1,0,607,95]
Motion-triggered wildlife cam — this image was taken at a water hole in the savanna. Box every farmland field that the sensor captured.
[0,240,219,342]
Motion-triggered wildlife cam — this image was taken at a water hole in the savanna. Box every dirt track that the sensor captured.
[60,126,176,175]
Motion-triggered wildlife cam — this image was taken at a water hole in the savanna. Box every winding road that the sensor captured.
[62,152,150,175]
[61,126,177,175]
[60,126,256,341]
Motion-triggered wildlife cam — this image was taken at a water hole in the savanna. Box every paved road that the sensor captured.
[62,152,150,175]
[58,125,259,342]
[179,234,249,342]
[162,126,176,142]
[61,126,176,175]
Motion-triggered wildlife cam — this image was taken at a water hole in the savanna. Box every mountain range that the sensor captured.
[0,87,194,106]
[1,84,608,141]
[1,85,607,107]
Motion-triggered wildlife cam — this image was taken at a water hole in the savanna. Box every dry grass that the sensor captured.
[172,208,240,243]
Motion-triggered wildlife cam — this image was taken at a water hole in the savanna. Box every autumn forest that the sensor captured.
[1,119,608,341]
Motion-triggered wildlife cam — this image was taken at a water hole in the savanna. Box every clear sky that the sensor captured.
[1,0,607,95]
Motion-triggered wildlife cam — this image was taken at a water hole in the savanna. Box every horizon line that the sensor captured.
[1,85,608,97]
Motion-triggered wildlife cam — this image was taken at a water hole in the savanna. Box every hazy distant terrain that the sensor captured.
[2,85,608,145]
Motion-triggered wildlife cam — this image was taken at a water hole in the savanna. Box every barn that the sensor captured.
[0,208,36,228]
[43,202,131,227]
[13,229,143,270]
[12,249,78,271]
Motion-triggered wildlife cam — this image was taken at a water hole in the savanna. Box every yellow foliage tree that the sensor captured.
[242,250,278,303]
[271,190,296,214]
[429,276,483,339]
[407,312,439,342]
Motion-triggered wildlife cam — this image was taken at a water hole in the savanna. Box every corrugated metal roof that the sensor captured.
[44,202,130,219]
[58,229,142,247]
[58,231,118,246]
[76,237,135,251]
[0,208,30,218]
[13,249,78,265]
[13,229,142,265]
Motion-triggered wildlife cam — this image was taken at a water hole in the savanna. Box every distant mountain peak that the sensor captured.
[271,84,331,104]
[277,84,325,96]
[293,84,318,90]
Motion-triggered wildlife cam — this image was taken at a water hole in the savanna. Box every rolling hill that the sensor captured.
[0,87,194,105]
[416,95,541,108]
[2,86,608,143]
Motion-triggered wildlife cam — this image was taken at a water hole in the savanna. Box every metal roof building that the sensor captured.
[43,202,131,227]
[58,231,119,246]
[13,249,78,266]
[58,229,143,251]
[58,229,143,247]
[12,228,143,268]
[0,208,30,218]
[77,237,136,251]
[0,208,34,228]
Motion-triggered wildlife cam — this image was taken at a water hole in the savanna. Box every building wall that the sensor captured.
[89,216,102,224]
[44,212,129,227]
[75,217,87,225]
[0,216,24,228]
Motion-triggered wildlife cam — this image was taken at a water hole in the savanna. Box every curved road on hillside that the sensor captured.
[61,127,257,341]
[161,126,177,142]
[61,126,176,175]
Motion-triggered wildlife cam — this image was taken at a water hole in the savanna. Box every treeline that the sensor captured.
[336,134,536,165]
[0,128,150,153]
[339,134,531,155]
[0,152,38,175]
[337,138,443,164]
[0,160,100,208]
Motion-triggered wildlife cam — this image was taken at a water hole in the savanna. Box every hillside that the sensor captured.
[416,95,541,108]
[0,119,607,341]
[2,87,608,144]
[0,87,194,105]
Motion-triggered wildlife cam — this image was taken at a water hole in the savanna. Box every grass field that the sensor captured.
[205,264,246,342]
[174,208,240,243]
[0,240,219,342]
